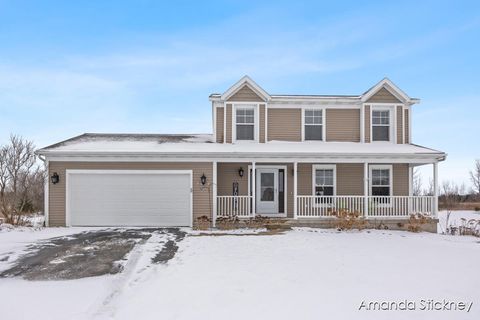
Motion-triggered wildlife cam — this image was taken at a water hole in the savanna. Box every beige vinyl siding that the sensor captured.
[326,109,360,142]
[227,85,265,102]
[396,105,403,144]
[337,164,364,195]
[366,87,402,103]
[217,163,249,196]
[404,109,410,143]
[267,108,302,141]
[298,163,364,196]
[216,107,224,143]
[298,163,409,197]
[365,105,371,142]
[48,162,213,227]
[259,104,266,143]
[226,104,232,143]
[297,163,312,195]
[393,164,409,196]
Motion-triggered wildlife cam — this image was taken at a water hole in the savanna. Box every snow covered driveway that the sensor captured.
[0,226,479,320]
[0,228,185,280]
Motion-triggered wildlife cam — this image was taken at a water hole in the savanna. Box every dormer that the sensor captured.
[211,76,270,143]
[360,78,419,144]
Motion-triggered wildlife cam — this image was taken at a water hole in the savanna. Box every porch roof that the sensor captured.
[37,133,446,163]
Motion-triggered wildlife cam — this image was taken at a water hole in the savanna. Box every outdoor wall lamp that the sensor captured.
[238,167,244,178]
[200,173,207,186]
[51,172,60,184]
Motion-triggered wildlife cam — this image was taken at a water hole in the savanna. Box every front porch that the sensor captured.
[212,161,439,225]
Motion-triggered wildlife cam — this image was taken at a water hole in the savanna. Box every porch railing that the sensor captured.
[216,196,253,218]
[215,195,436,219]
[368,196,435,218]
[296,196,436,219]
[296,196,365,218]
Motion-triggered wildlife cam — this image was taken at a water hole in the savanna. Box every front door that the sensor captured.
[256,169,278,214]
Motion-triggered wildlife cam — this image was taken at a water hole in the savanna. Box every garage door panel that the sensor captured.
[67,171,191,227]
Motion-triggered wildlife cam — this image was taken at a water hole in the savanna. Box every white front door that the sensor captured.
[256,169,278,214]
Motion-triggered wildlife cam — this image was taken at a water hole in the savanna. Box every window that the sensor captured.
[304,109,323,140]
[372,109,390,141]
[235,107,255,140]
[370,165,392,204]
[313,165,336,204]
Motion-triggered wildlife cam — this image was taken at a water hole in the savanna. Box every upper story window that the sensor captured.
[304,109,323,141]
[235,106,255,141]
[371,109,391,142]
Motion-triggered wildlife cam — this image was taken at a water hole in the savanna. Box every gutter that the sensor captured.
[37,150,447,162]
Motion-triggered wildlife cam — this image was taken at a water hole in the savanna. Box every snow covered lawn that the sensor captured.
[1,213,479,320]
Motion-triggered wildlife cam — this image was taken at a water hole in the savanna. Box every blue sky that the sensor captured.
[0,0,479,188]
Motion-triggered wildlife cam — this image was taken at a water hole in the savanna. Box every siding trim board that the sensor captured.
[216,107,225,143]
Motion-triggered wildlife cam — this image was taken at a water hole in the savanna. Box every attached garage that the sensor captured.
[66,170,192,227]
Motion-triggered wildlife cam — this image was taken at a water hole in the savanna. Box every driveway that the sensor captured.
[0,228,186,280]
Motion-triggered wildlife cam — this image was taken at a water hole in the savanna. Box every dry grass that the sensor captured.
[439,202,480,211]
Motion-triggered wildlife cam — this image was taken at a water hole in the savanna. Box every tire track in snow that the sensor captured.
[90,230,175,319]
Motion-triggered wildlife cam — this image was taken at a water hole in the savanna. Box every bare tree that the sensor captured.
[470,159,480,195]
[412,168,423,196]
[0,135,43,225]
[423,178,434,196]
[439,180,463,234]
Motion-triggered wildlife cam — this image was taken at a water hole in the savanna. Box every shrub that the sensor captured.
[331,209,366,231]
[244,215,271,229]
[216,216,240,230]
[194,215,211,230]
[406,213,432,232]
[458,218,480,237]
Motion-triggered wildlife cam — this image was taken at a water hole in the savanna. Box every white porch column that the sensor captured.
[212,161,217,228]
[363,162,369,218]
[293,161,298,219]
[433,162,438,218]
[252,161,256,217]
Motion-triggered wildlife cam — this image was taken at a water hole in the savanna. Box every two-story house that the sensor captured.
[37,76,446,231]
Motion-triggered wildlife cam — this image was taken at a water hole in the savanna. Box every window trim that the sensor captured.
[369,105,396,143]
[369,164,393,197]
[232,103,259,143]
[312,164,336,202]
[302,108,326,142]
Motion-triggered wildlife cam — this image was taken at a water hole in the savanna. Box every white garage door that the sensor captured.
[66,170,192,227]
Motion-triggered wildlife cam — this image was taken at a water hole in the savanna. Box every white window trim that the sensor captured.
[370,105,396,143]
[369,164,393,198]
[302,107,326,142]
[312,164,336,207]
[232,103,260,143]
